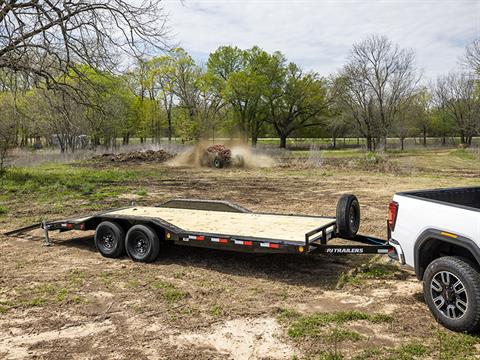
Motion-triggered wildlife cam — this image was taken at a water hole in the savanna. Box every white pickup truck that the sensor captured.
[389,187,480,332]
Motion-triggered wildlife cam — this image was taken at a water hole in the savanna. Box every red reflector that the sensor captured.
[196,236,205,241]
[270,243,280,249]
[244,241,252,246]
[66,223,73,230]
[388,201,399,232]
[79,224,85,230]
[219,238,228,244]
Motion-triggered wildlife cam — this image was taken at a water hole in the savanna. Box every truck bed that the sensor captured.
[100,207,335,244]
[398,187,480,211]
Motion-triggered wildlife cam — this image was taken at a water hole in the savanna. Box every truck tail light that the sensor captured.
[388,201,399,232]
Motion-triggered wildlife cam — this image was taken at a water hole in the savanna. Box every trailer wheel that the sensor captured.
[125,224,160,263]
[336,194,360,239]
[213,157,224,169]
[95,221,125,258]
[423,256,480,333]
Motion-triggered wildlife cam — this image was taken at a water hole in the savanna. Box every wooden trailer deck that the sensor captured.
[103,207,335,243]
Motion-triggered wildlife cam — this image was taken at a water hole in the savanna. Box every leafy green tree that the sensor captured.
[266,61,329,148]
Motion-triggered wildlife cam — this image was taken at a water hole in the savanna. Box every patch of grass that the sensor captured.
[278,310,393,340]
[151,280,187,303]
[99,271,112,285]
[126,279,141,288]
[397,343,429,357]
[71,295,84,304]
[450,148,476,160]
[136,189,148,196]
[210,305,223,317]
[68,269,87,287]
[54,288,69,302]
[316,352,344,360]
[435,330,480,360]
[0,164,138,205]
[0,204,8,215]
[337,260,400,288]
[353,335,477,360]
[327,328,363,343]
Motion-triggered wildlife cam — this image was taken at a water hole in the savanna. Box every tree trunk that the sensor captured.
[366,136,373,151]
[423,127,427,147]
[167,112,173,143]
[400,138,405,151]
[279,135,287,149]
[251,135,258,147]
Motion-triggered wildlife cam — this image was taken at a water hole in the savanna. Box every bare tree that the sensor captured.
[0,0,168,88]
[433,72,479,146]
[336,35,419,150]
[464,38,480,75]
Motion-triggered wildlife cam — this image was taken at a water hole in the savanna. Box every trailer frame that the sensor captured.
[5,199,394,257]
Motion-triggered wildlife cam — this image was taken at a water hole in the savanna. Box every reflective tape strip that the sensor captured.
[234,240,252,246]
[260,242,280,249]
[377,249,388,254]
[188,235,205,241]
[182,237,189,242]
[211,238,228,244]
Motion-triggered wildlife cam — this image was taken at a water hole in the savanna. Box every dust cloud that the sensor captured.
[167,140,275,168]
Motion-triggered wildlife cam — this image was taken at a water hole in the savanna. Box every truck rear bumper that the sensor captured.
[388,238,405,264]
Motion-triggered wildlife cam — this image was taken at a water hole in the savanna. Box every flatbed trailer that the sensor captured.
[5,196,394,262]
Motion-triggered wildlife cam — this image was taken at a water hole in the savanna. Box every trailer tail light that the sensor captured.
[388,201,399,232]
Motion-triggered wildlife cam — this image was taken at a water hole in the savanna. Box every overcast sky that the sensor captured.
[162,0,479,81]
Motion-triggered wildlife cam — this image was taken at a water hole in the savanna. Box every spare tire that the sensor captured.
[336,194,360,239]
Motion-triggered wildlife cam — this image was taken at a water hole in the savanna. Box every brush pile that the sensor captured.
[92,149,174,163]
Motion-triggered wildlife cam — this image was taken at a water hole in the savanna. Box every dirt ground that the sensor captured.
[1,149,479,359]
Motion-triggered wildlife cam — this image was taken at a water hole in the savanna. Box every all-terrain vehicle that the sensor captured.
[201,144,244,168]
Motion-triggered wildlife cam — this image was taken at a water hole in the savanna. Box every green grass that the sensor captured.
[151,280,188,303]
[0,164,139,205]
[136,189,148,196]
[450,148,477,160]
[353,332,480,360]
[337,261,400,288]
[210,305,223,316]
[0,204,7,215]
[327,328,363,342]
[278,310,393,340]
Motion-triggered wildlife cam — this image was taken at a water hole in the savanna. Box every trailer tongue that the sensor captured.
[5,196,393,261]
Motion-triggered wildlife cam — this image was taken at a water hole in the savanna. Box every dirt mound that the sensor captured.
[92,149,175,163]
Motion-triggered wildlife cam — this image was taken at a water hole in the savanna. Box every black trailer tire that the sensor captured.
[95,221,125,258]
[125,224,160,263]
[423,256,480,333]
[336,194,360,239]
[213,157,224,169]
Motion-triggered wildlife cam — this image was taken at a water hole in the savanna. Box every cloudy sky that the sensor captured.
[162,0,479,80]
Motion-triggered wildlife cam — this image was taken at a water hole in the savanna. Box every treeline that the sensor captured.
[1,35,479,153]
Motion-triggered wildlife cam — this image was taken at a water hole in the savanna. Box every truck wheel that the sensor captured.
[95,221,125,258]
[423,256,480,332]
[213,157,224,169]
[336,194,360,239]
[125,224,160,263]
